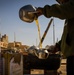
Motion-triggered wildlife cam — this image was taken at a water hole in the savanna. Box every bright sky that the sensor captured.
[0,0,65,47]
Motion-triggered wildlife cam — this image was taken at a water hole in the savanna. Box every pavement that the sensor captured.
[58,64,66,75]
[58,59,66,75]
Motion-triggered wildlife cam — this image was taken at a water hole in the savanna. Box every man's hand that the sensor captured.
[45,44,60,53]
[36,7,43,17]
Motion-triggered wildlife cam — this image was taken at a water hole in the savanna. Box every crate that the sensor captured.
[1,52,23,75]
[0,53,3,75]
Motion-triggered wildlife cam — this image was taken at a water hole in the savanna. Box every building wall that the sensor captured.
[1,34,8,43]
[0,34,8,49]
[0,34,29,52]
[0,42,8,48]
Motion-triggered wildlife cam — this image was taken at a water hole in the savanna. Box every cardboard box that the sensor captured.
[2,52,23,75]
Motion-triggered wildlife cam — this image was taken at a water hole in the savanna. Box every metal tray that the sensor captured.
[23,54,61,70]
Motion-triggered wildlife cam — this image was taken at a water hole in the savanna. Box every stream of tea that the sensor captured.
[35,19,42,48]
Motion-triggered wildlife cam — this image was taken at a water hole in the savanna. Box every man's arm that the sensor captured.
[42,0,74,19]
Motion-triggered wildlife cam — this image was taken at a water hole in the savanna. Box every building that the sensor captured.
[0,34,8,49]
[0,34,29,53]
[8,41,29,52]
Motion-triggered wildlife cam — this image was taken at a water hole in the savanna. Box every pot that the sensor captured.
[19,5,37,23]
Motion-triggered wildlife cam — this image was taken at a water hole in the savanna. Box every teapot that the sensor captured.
[19,5,38,23]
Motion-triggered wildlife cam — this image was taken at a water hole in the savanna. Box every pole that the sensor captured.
[0,33,1,52]
[36,38,37,47]
[38,18,53,47]
[0,18,1,52]
[53,18,55,45]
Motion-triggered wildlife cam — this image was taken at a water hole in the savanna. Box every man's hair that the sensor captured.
[56,0,59,3]
[56,0,69,3]
[56,0,62,3]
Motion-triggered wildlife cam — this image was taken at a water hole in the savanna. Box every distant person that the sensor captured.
[36,0,74,75]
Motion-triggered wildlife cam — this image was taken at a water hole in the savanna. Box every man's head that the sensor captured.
[56,0,69,4]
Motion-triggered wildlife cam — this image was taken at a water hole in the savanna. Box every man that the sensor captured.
[36,0,74,75]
